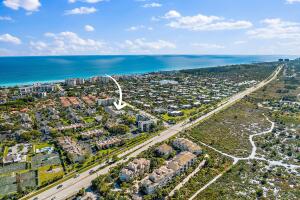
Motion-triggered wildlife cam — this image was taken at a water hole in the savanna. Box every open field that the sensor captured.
[196,160,300,200]
[186,100,270,157]
[171,62,300,199]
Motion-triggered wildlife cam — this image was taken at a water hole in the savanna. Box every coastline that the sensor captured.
[0,61,275,88]
[0,55,289,88]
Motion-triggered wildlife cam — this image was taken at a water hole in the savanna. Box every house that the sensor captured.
[97,97,115,106]
[57,137,85,162]
[80,129,103,139]
[104,106,123,117]
[172,138,202,155]
[168,111,183,117]
[3,143,31,164]
[96,137,122,149]
[155,144,173,157]
[119,158,150,182]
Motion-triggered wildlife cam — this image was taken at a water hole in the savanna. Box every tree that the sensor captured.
[256,189,263,197]
[77,188,85,197]
[108,125,129,135]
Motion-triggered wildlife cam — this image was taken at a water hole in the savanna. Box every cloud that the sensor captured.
[120,38,176,52]
[0,16,13,21]
[30,31,105,55]
[84,25,95,32]
[64,7,97,15]
[164,10,181,19]
[126,25,153,31]
[142,2,162,8]
[3,0,41,11]
[164,10,252,31]
[191,43,225,49]
[29,41,47,50]
[286,0,300,4]
[68,0,106,3]
[247,18,300,39]
[0,33,21,44]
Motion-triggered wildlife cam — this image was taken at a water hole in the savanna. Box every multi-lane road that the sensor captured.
[27,65,283,200]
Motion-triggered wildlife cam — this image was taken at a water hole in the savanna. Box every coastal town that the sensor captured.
[0,59,299,200]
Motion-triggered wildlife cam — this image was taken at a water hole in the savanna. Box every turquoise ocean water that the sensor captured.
[0,55,291,87]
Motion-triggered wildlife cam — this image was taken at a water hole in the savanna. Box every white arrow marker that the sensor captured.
[106,75,127,110]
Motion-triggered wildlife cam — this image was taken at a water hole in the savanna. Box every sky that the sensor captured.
[0,0,300,56]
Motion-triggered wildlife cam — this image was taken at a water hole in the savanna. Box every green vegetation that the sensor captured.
[38,165,64,186]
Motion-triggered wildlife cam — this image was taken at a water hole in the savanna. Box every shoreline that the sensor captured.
[0,61,275,88]
[0,56,285,88]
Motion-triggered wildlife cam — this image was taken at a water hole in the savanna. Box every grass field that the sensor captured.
[38,165,64,186]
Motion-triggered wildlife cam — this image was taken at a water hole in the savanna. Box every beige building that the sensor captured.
[142,166,174,194]
[141,151,196,194]
[173,138,202,155]
[167,151,196,175]
[155,143,173,157]
[119,158,150,182]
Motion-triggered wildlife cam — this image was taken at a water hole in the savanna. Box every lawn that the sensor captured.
[38,165,64,186]
[84,117,95,123]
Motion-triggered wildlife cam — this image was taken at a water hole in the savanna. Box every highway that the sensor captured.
[27,65,283,200]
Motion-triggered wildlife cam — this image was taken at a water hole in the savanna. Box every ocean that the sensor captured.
[0,55,290,87]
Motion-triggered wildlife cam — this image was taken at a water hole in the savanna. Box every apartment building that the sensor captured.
[119,158,150,182]
[173,138,202,155]
[141,151,196,194]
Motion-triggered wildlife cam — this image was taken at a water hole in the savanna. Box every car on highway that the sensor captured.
[74,173,80,178]
[89,170,95,175]
[57,184,63,189]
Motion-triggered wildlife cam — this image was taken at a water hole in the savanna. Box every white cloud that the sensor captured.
[142,2,162,8]
[31,31,105,55]
[0,16,13,21]
[3,0,41,11]
[191,43,225,49]
[164,10,181,19]
[120,38,176,52]
[126,25,153,31]
[68,0,105,3]
[64,7,97,15]
[164,10,252,31]
[247,18,300,39]
[286,0,300,4]
[85,25,95,32]
[29,41,47,50]
[0,33,21,45]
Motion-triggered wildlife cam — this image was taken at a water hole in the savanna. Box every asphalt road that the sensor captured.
[28,65,283,200]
